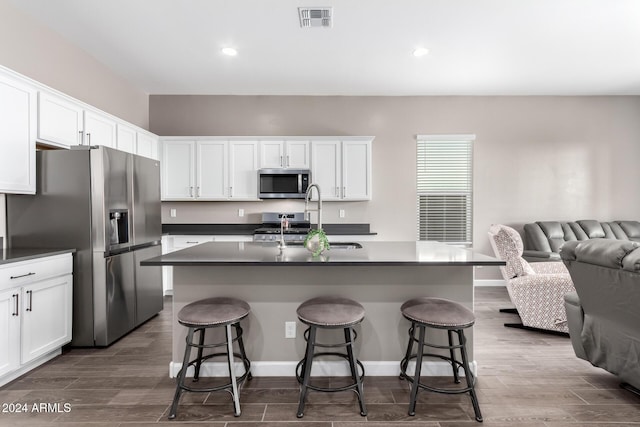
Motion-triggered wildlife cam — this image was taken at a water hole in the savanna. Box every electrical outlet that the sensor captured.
[238,208,244,217]
[170,208,177,218]
[339,209,345,218]
[285,321,296,338]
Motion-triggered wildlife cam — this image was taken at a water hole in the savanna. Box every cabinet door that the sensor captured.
[21,275,73,364]
[286,140,310,169]
[116,123,137,154]
[84,110,116,148]
[137,132,159,160]
[38,91,84,147]
[0,289,20,377]
[197,141,228,199]
[311,140,341,200]
[342,140,372,200]
[161,140,195,200]
[0,72,36,194]
[229,141,258,199]
[259,141,284,168]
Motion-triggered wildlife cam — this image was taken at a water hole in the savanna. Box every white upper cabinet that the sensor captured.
[311,140,341,201]
[136,131,159,160]
[229,141,258,199]
[116,123,137,154]
[37,91,84,148]
[84,110,116,148]
[311,137,372,201]
[0,70,36,194]
[39,91,148,151]
[161,139,258,201]
[161,140,195,200]
[197,141,228,200]
[342,140,372,200]
[259,140,310,169]
[160,136,371,202]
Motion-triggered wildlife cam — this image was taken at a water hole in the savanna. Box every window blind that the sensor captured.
[416,135,474,246]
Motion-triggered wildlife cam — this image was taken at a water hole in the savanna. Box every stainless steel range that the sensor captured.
[253,212,310,242]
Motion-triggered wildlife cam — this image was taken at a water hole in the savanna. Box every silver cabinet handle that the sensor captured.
[26,290,33,312]
[287,155,290,167]
[229,186,233,197]
[86,133,91,146]
[79,130,84,145]
[280,155,283,167]
[335,186,339,197]
[12,294,19,316]
[186,241,198,244]
[10,272,35,280]
[189,186,194,198]
[197,186,201,197]
[343,186,346,198]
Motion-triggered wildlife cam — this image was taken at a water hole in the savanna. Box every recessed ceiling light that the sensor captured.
[413,47,429,57]
[221,47,238,56]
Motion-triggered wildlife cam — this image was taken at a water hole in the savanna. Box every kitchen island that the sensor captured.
[142,241,504,377]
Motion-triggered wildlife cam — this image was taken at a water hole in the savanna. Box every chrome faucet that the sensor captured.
[304,183,322,230]
[279,213,289,249]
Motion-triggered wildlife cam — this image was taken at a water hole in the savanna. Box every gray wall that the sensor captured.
[0,0,149,128]
[150,95,640,279]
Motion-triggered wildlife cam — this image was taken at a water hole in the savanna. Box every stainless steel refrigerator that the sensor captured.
[6,146,163,346]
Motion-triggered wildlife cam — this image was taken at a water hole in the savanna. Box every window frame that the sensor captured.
[416,134,475,246]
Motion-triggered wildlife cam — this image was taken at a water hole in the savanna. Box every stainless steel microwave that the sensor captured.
[258,169,311,199]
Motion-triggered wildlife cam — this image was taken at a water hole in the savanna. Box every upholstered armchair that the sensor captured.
[488,224,574,334]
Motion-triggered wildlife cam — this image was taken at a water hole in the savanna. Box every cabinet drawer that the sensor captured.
[171,235,214,249]
[0,254,73,291]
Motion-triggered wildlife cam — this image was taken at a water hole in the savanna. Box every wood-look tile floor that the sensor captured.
[1,287,639,426]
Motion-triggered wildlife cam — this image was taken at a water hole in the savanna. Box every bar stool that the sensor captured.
[399,297,482,422]
[295,296,367,418]
[169,297,252,419]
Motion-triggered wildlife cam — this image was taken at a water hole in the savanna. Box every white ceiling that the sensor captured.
[10,0,640,96]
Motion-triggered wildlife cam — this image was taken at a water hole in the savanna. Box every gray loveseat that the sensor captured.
[560,239,640,393]
[524,220,640,261]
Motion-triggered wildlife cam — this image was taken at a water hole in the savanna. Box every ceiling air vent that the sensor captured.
[298,7,332,28]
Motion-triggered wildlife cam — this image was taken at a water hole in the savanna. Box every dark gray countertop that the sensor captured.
[142,241,503,267]
[0,248,75,265]
[161,223,376,236]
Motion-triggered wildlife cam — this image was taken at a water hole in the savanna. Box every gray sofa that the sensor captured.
[560,239,640,393]
[524,220,640,261]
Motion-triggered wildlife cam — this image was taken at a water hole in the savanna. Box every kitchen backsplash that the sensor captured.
[161,200,372,225]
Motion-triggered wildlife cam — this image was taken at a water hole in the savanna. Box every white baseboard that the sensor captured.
[1,348,61,387]
[474,279,505,287]
[169,360,477,378]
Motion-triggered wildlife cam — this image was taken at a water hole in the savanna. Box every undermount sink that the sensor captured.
[284,242,363,250]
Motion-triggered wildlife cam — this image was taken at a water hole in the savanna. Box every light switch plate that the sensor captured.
[339,209,345,218]
[170,208,177,218]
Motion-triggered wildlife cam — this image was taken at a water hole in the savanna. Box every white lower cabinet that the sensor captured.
[20,275,73,364]
[0,289,20,378]
[0,253,73,386]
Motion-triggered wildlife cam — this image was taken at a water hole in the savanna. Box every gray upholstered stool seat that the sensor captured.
[297,296,365,327]
[178,297,251,327]
[169,297,252,419]
[295,296,367,418]
[400,297,482,422]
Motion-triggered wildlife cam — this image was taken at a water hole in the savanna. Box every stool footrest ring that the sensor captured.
[295,351,365,393]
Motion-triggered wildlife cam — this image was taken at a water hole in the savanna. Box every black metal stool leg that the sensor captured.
[458,329,482,422]
[448,329,460,384]
[400,323,416,380]
[297,326,317,418]
[169,327,194,419]
[193,327,206,382]
[408,324,426,416]
[234,323,253,381]
[344,327,367,416]
[225,323,241,417]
